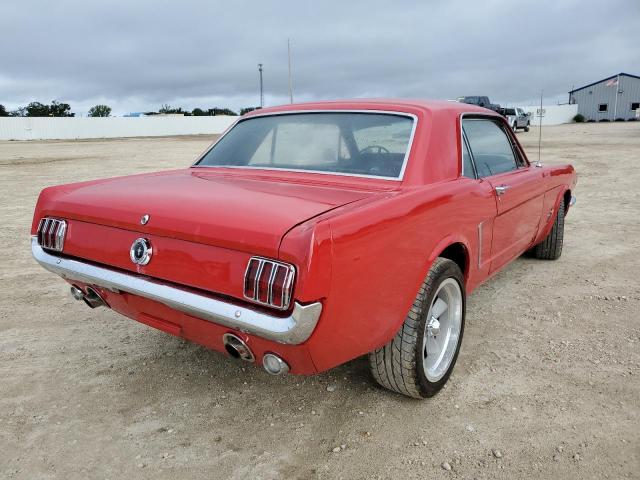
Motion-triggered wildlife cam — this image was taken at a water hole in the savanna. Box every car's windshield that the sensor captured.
[196,112,415,179]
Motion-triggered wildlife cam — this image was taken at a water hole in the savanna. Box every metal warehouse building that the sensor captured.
[569,72,640,121]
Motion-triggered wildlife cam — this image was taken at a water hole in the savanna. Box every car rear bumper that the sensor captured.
[31,237,322,345]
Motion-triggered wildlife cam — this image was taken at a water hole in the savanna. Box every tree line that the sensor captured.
[0,101,258,118]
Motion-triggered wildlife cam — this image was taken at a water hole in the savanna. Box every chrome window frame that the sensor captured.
[191,109,419,182]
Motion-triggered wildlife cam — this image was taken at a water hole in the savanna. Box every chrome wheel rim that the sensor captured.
[422,278,463,382]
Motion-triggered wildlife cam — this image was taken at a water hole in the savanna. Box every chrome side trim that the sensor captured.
[477,221,484,269]
[191,109,419,182]
[31,238,322,345]
[569,195,577,206]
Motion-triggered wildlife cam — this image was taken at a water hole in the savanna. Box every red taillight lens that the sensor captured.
[36,218,67,252]
[257,262,274,303]
[270,265,288,308]
[243,257,295,310]
[244,258,260,298]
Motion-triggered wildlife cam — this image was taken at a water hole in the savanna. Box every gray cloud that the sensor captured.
[1,0,638,114]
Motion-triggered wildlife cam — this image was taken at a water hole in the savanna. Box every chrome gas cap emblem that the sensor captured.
[140,214,150,225]
[130,238,152,265]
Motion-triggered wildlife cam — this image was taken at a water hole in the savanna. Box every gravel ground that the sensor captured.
[1,123,639,479]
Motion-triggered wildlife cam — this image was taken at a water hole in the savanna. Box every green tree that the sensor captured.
[25,100,74,117]
[10,106,27,117]
[240,107,259,115]
[159,104,186,115]
[209,107,237,116]
[0,104,8,117]
[26,102,50,117]
[49,100,74,117]
[88,105,112,117]
[191,107,206,116]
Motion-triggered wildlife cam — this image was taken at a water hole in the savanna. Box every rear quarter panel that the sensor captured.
[532,164,577,244]
[302,180,495,373]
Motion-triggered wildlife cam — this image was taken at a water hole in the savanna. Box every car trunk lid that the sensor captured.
[42,168,381,257]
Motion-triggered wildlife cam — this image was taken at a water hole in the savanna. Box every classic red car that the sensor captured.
[31,100,576,398]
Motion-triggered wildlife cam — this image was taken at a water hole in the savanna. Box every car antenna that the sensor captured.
[536,89,543,167]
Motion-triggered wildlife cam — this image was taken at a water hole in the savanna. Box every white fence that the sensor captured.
[0,116,237,140]
[521,104,578,126]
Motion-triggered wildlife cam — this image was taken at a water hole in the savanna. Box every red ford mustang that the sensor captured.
[32,100,576,398]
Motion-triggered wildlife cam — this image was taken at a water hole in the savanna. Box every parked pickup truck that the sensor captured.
[457,96,501,112]
[31,100,577,398]
[500,107,531,132]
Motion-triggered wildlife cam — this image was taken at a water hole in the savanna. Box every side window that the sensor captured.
[462,119,519,178]
[462,137,475,178]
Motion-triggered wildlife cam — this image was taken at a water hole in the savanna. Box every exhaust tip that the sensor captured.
[70,285,85,301]
[222,333,255,362]
[83,286,107,309]
[262,353,290,375]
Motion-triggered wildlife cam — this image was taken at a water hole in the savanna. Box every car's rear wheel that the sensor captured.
[530,199,565,260]
[369,258,465,398]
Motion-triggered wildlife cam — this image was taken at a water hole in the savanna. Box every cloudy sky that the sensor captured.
[1,0,638,115]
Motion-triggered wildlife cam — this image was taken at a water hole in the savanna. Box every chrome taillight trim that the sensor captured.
[243,257,296,310]
[37,217,66,252]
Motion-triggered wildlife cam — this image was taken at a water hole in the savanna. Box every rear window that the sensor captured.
[196,112,415,179]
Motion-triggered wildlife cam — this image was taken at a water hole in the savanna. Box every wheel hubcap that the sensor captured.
[422,278,463,382]
[426,316,441,336]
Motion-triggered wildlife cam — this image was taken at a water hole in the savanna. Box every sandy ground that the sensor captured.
[1,124,639,479]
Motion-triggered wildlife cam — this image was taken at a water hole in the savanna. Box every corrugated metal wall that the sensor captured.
[570,74,640,121]
[0,116,237,140]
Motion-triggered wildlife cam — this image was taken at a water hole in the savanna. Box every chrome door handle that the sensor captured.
[495,185,510,195]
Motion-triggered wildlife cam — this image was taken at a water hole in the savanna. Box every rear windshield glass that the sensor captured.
[196,112,414,179]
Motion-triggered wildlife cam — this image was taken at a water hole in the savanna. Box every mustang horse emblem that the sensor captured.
[130,238,152,265]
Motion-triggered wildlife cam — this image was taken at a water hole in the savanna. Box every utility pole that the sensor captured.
[538,89,543,164]
[258,63,264,108]
[613,73,620,121]
[287,39,294,104]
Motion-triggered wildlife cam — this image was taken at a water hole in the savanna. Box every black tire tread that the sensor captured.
[368,258,462,399]
[532,199,565,260]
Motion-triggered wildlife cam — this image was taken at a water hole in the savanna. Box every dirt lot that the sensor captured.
[1,123,639,479]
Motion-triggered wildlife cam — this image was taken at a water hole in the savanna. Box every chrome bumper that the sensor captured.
[31,237,321,344]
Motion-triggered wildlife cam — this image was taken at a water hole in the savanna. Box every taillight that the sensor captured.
[243,257,295,310]
[36,218,67,252]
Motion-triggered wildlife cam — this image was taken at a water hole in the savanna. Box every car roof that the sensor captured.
[243,99,496,117]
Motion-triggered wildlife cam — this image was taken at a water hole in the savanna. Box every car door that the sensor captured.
[516,108,525,128]
[462,117,544,273]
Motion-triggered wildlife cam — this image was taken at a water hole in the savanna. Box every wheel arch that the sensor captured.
[427,236,471,287]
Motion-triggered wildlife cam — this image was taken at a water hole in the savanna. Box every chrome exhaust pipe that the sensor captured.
[83,286,107,309]
[70,285,85,301]
[222,333,255,362]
